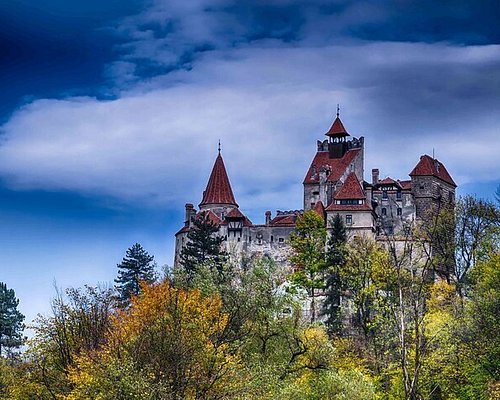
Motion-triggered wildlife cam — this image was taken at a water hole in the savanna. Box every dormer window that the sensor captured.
[228,220,243,230]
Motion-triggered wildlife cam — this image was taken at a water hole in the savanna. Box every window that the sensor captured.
[279,237,285,243]
[382,191,388,199]
[346,215,352,225]
[270,235,274,242]
[382,208,387,216]
[340,199,361,205]
[396,191,402,200]
[237,237,240,242]
[397,207,402,216]
[419,184,425,190]
[313,191,319,196]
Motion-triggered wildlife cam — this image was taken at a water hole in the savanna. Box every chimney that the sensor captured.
[265,211,272,226]
[185,203,195,226]
[372,168,379,185]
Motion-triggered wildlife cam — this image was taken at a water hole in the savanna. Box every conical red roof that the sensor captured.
[409,155,456,187]
[334,172,365,199]
[199,153,238,207]
[325,116,350,137]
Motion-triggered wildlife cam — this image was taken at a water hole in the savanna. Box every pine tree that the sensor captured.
[180,211,227,279]
[0,282,25,357]
[289,210,328,323]
[115,243,156,305]
[322,214,348,336]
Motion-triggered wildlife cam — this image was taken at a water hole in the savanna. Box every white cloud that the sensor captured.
[0,42,499,213]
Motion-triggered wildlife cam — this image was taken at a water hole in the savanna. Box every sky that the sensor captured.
[1,0,499,328]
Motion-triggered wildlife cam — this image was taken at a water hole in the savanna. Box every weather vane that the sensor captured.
[336,104,340,118]
[218,139,221,154]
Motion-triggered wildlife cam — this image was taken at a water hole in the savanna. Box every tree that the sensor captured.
[322,214,348,336]
[68,281,247,400]
[289,210,327,322]
[180,211,227,280]
[115,243,156,304]
[453,196,499,297]
[0,283,24,358]
[30,285,115,396]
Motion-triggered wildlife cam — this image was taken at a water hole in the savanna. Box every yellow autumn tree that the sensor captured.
[67,280,247,400]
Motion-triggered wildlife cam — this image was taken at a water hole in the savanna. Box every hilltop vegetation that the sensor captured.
[1,195,499,400]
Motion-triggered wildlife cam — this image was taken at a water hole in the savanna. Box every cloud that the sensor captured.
[1,41,499,216]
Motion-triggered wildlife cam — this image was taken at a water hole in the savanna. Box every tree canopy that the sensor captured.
[115,243,156,304]
[0,282,24,358]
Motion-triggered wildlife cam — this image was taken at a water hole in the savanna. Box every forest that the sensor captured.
[0,194,498,400]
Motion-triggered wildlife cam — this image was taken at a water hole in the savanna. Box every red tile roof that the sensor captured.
[378,177,398,186]
[326,203,372,212]
[303,148,361,184]
[334,172,365,199]
[175,226,190,235]
[269,214,298,226]
[225,208,245,218]
[223,207,253,226]
[313,201,325,219]
[197,210,222,225]
[325,116,350,137]
[409,155,456,187]
[199,154,238,207]
[398,180,412,190]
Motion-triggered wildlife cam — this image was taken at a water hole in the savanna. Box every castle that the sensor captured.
[174,111,456,267]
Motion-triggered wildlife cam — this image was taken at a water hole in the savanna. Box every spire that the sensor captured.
[325,106,350,138]
[199,151,238,208]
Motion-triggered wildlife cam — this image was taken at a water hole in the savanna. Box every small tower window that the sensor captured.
[397,207,402,216]
[396,191,402,200]
[346,215,353,225]
[382,191,388,199]
[271,235,274,242]
[382,208,387,216]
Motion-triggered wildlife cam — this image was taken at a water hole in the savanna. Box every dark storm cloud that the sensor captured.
[110,0,500,84]
[0,0,144,120]
[0,0,498,210]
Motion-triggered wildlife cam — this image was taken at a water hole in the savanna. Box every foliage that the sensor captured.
[0,282,25,358]
[68,280,247,399]
[453,196,499,296]
[289,210,328,322]
[322,214,348,336]
[180,211,227,281]
[115,243,156,304]
[30,285,115,396]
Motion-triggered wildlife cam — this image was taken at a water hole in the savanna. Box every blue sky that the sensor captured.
[1,0,499,327]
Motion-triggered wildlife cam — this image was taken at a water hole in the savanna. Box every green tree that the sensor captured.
[180,211,227,280]
[30,285,115,396]
[453,196,499,297]
[115,243,156,304]
[0,283,24,358]
[289,210,327,322]
[322,214,348,336]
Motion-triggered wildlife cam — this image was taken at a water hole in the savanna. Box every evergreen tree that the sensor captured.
[289,210,328,322]
[180,211,227,279]
[0,282,25,357]
[115,243,156,304]
[322,214,348,336]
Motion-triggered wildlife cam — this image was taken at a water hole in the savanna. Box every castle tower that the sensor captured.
[303,111,364,211]
[199,150,238,219]
[409,154,456,220]
[325,110,350,159]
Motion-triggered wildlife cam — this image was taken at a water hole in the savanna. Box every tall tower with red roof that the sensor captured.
[199,150,238,215]
[303,111,365,213]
